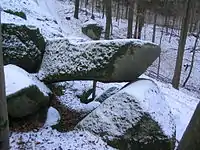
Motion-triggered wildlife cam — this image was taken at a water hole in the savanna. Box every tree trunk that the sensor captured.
[116,0,120,22]
[134,14,139,38]
[85,0,88,16]
[157,26,164,79]
[177,102,200,150]
[137,3,145,39]
[127,2,134,38]
[172,0,192,89]
[92,81,97,100]
[91,0,95,19]
[169,16,176,43]
[74,0,80,19]
[183,32,199,87]
[0,7,9,150]
[102,2,105,19]
[152,13,157,43]
[104,0,112,39]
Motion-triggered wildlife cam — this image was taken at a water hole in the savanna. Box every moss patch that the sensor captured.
[109,113,174,150]
[7,85,49,118]
[4,9,27,20]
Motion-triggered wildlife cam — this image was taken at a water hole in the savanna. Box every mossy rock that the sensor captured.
[7,85,49,118]
[82,21,103,40]
[4,9,27,20]
[38,39,160,83]
[2,23,46,73]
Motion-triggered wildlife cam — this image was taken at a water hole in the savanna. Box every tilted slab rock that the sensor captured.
[38,39,160,83]
[76,79,176,150]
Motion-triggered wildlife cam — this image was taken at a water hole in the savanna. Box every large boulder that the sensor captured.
[5,65,51,118]
[76,79,176,150]
[82,20,103,40]
[38,39,160,83]
[2,23,46,73]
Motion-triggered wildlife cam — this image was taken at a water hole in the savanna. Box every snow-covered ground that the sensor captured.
[1,0,200,149]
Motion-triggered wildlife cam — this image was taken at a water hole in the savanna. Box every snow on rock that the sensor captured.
[76,79,175,149]
[44,107,61,127]
[10,128,116,150]
[38,38,160,83]
[82,19,103,40]
[5,64,51,97]
[2,23,46,73]
[139,74,200,141]
[5,64,51,118]
[1,0,64,38]
[82,19,103,28]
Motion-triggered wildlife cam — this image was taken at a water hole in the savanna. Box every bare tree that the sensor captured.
[127,1,134,38]
[183,31,200,87]
[104,0,112,39]
[172,0,192,89]
[74,0,80,19]
[0,7,9,150]
[152,13,157,43]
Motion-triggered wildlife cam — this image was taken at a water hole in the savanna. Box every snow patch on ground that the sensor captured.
[10,128,116,150]
[44,107,61,127]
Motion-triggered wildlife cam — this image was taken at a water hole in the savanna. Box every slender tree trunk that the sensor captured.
[134,14,139,38]
[0,7,9,150]
[177,102,200,150]
[157,26,164,79]
[116,0,120,22]
[74,0,80,19]
[85,0,88,16]
[169,16,176,43]
[152,13,157,43]
[92,81,97,100]
[102,2,105,19]
[125,1,129,19]
[137,3,145,39]
[172,0,192,89]
[164,15,169,34]
[104,0,112,39]
[91,0,95,19]
[127,2,134,38]
[183,32,199,87]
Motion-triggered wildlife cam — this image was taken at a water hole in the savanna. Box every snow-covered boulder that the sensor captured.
[38,39,160,83]
[94,86,119,103]
[2,23,45,73]
[76,79,176,150]
[44,107,61,127]
[5,65,51,118]
[82,20,103,40]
